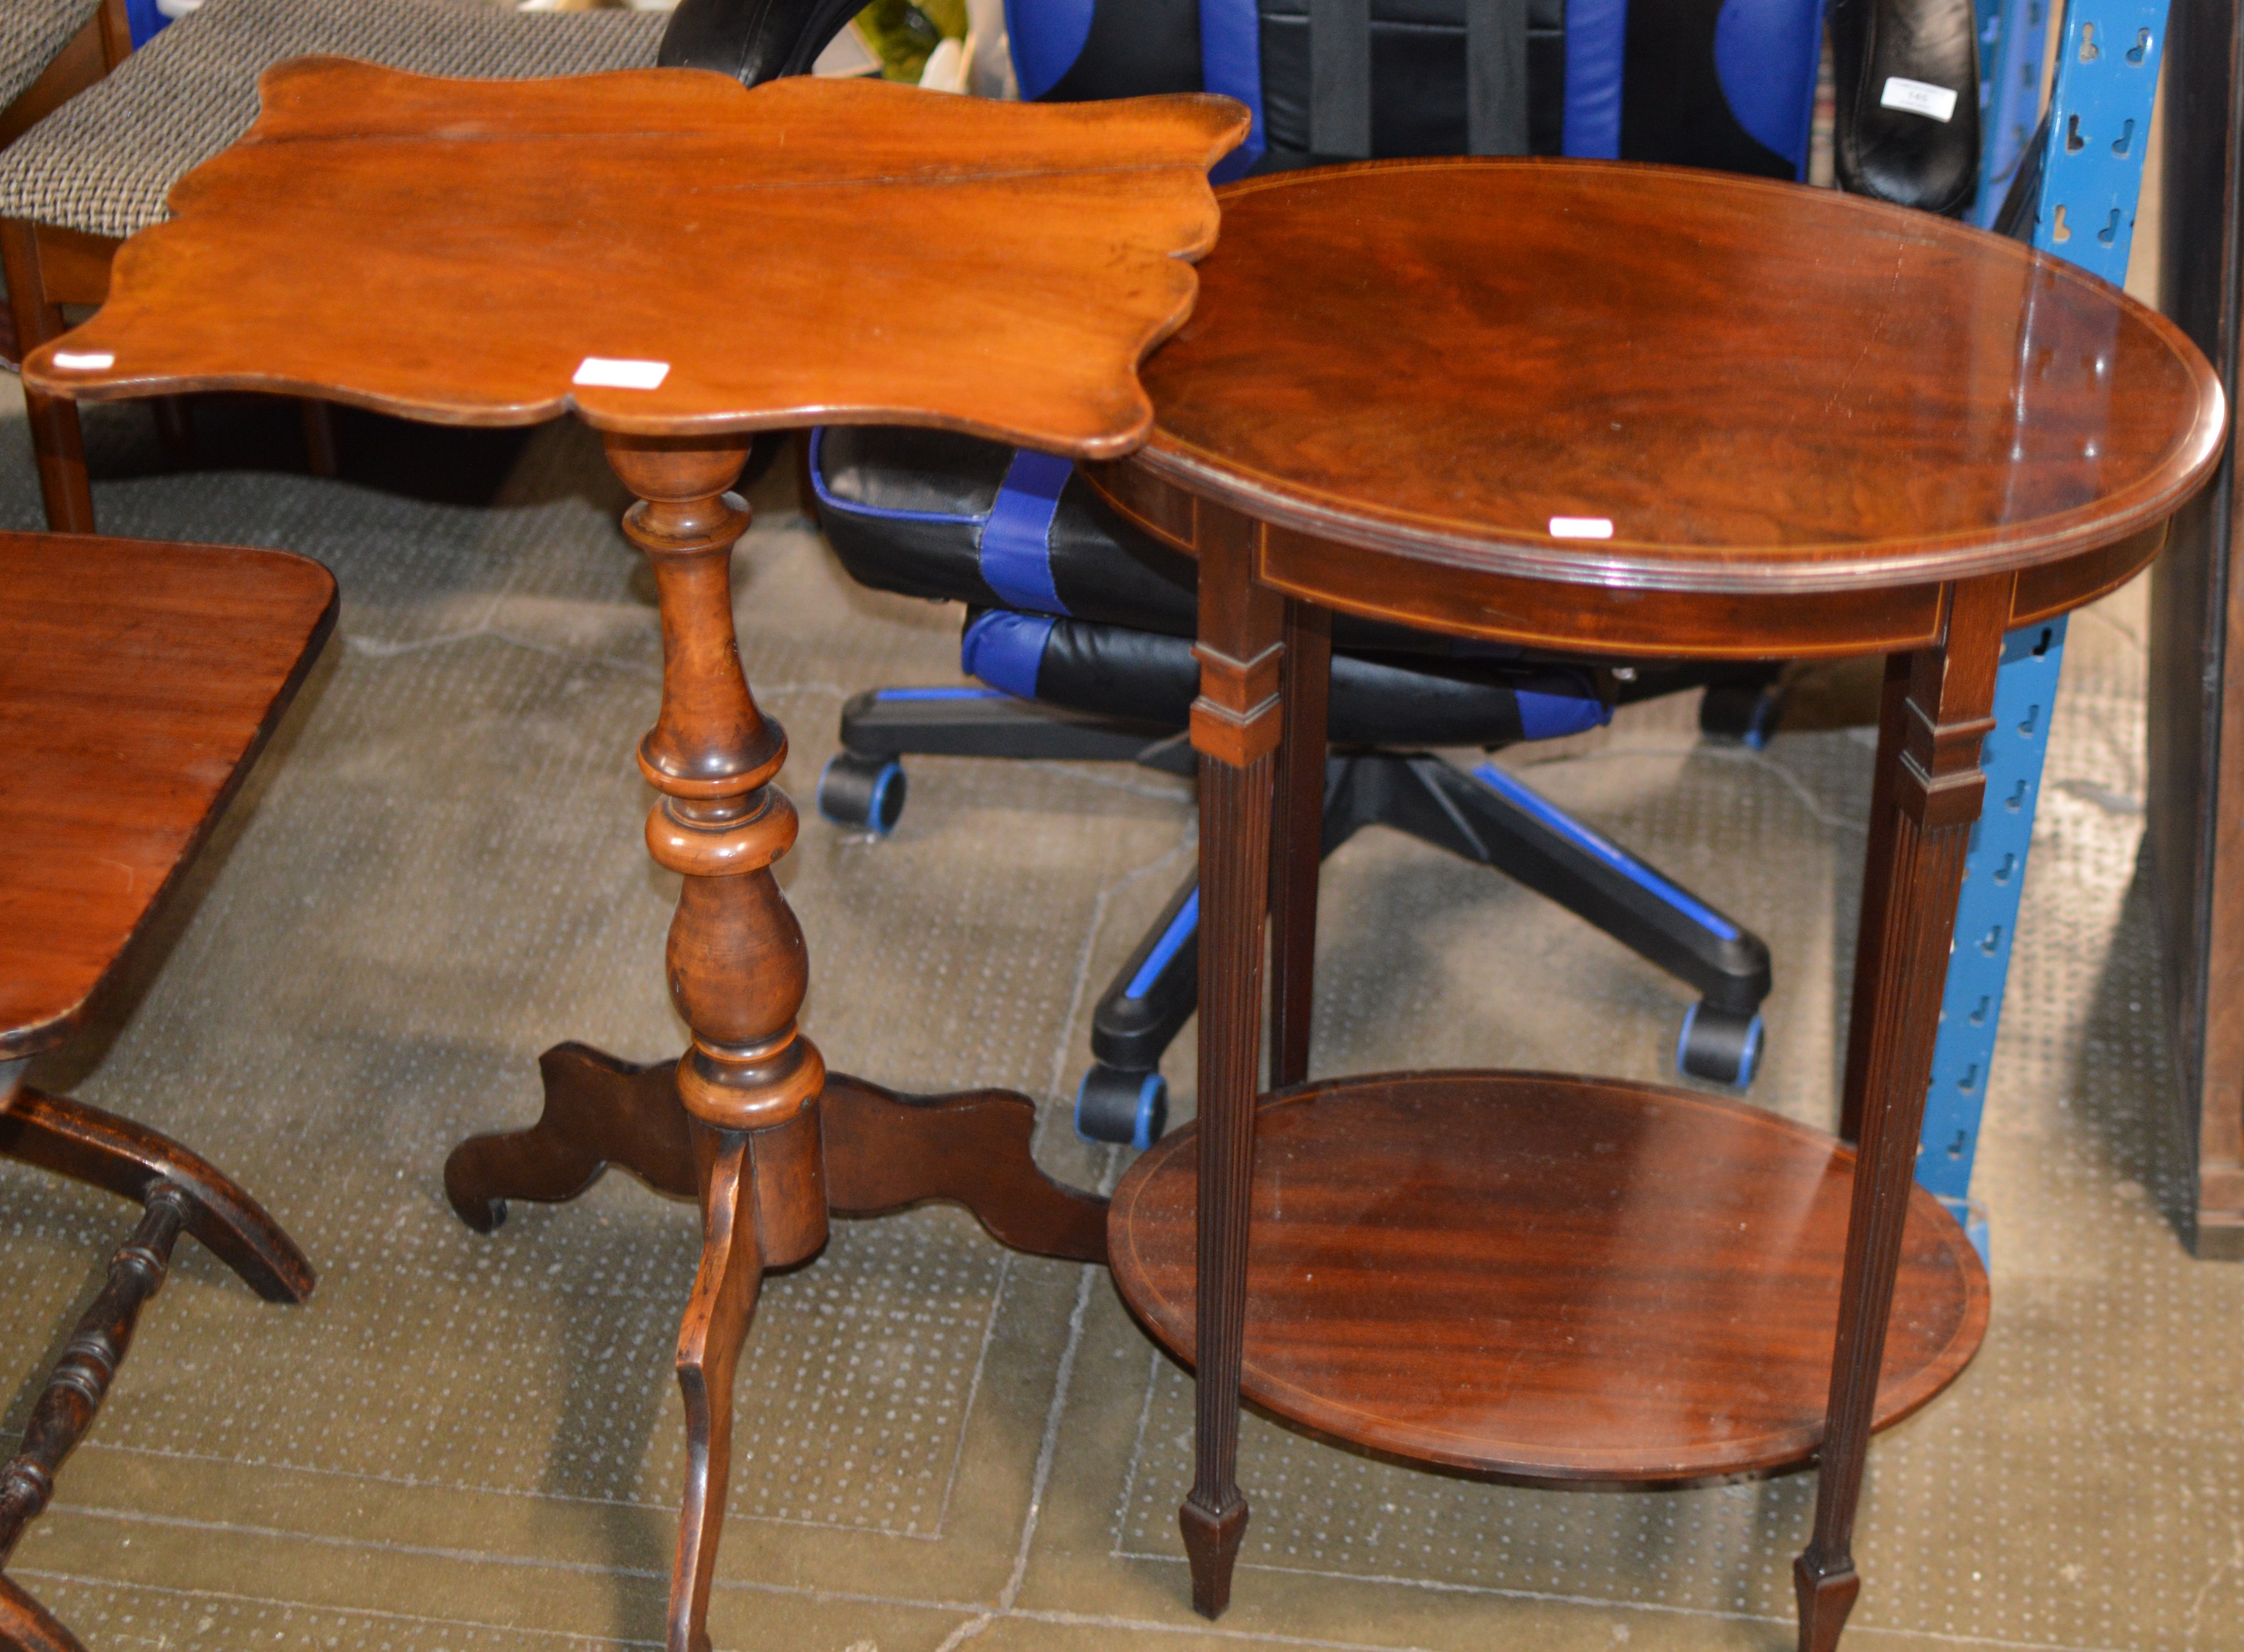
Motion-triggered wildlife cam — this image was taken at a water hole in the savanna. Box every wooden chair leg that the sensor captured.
[0,1193,186,1569]
[23,386,92,534]
[443,1043,697,1232]
[0,220,95,534]
[0,1089,312,1305]
[822,1072,1106,1261]
[0,1572,87,1652]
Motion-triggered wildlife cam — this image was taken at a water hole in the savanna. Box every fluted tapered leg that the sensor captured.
[1267,600,1331,1091]
[1796,574,2010,1652]
[1838,652,1914,1145]
[1180,504,1286,1617]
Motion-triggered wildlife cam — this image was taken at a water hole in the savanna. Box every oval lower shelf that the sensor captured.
[1108,1070,1990,1483]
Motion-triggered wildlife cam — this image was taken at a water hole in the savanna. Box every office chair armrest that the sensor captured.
[1829,0,1982,217]
[657,0,868,86]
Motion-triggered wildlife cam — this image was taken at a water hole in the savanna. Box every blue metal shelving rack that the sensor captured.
[1915,0,2166,1257]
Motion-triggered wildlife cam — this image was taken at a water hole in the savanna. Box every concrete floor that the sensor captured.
[2,362,2240,1652]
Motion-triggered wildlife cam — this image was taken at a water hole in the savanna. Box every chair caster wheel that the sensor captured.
[1075,1064,1167,1148]
[1677,1003,1763,1088]
[817,752,906,835]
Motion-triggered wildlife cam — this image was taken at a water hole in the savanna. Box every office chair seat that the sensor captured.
[0,1,97,116]
[802,0,1988,1136]
[815,424,1615,748]
[811,418,1781,1145]
[0,0,665,240]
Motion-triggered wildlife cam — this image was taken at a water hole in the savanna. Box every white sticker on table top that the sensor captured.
[573,356,670,390]
[1549,516,1614,539]
[1880,77,1958,123]
[52,351,114,370]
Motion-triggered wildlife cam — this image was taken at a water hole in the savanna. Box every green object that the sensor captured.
[851,0,968,83]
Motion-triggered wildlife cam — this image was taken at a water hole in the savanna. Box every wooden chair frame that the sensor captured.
[1,0,334,534]
[0,0,129,154]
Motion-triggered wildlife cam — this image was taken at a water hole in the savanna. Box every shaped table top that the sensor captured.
[1118,160,2226,594]
[23,62,1247,458]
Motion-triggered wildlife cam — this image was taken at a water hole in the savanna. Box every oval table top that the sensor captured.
[1114,159,2225,598]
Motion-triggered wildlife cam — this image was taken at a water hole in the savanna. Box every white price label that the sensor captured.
[573,357,670,390]
[1880,77,1958,123]
[1549,516,1614,540]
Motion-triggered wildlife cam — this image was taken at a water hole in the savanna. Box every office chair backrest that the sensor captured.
[1009,0,1978,212]
[1009,0,1823,178]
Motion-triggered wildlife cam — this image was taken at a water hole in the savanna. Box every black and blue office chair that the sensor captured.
[808,0,1980,1145]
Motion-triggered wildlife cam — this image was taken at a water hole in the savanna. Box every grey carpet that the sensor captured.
[1,381,2238,1651]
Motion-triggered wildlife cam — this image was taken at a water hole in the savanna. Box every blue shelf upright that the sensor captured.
[1916,0,2166,1258]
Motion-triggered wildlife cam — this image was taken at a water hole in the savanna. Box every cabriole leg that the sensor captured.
[668,1121,825,1652]
[821,1074,1106,1261]
[443,1044,697,1230]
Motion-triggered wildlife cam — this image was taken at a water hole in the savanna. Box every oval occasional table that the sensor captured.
[1079,158,2226,1651]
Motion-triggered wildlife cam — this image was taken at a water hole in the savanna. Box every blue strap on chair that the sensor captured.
[1711,0,1829,176]
[1201,0,1267,178]
[804,429,1075,621]
[1919,0,2165,1257]
[960,609,1058,699]
[1561,0,1627,158]
[1004,0,1094,99]
[125,0,173,50]
[979,448,1074,615]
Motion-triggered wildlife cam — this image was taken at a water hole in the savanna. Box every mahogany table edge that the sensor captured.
[1128,446,2207,598]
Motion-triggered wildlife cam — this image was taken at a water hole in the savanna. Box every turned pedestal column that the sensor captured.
[440,438,1107,1651]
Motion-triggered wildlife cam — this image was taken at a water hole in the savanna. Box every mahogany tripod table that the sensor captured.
[1081,159,2227,1649]
[20,60,1248,1652]
[0,530,334,1652]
